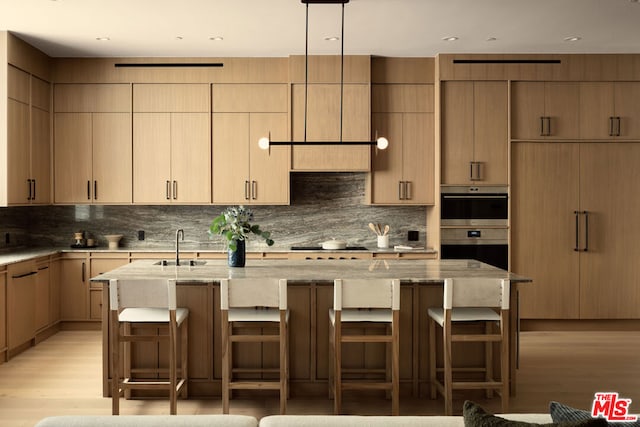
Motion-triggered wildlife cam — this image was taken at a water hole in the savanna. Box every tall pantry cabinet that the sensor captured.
[512,142,640,319]
[7,65,51,205]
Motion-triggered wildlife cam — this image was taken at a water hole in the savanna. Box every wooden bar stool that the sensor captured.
[220,278,289,414]
[428,277,510,415]
[329,278,401,415]
[109,278,189,415]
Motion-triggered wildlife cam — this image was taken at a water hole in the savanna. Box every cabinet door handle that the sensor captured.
[32,179,36,201]
[173,181,178,200]
[574,210,580,252]
[583,210,589,252]
[94,181,98,200]
[38,266,49,271]
[540,117,551,136]
[87,181,91,200]
[245,181,250,200]
[12,271,37,279]
[609,117,615,137]
[398,181,404,200]
[252,181,257,200]
[470,162,482,181]
[81,261,86,282]
[608,117,622,137]
[166,181,171,200]
[405,181,411,200]
[27,179,32,200]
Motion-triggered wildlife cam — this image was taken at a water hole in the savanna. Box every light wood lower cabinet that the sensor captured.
[512,142,640,319]
[89,256,130,320]
[59,255,89,321]
[7,261,37,352]
[0,269,6,361]
[34,261,51,331]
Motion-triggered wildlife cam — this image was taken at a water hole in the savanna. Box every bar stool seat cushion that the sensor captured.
[329,308,393,323]
[427,307,500,325]
[118,307,189,324]
[229,307,290,323]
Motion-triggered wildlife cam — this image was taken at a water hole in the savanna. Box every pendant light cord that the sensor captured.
[304,3,309,143]
[340,2,344,143]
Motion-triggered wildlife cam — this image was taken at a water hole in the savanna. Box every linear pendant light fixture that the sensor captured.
[258,0,389,151]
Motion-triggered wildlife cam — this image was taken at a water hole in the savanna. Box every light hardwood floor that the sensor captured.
[1,330,639,426]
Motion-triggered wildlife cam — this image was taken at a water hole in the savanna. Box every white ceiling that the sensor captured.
[2,0,640,58]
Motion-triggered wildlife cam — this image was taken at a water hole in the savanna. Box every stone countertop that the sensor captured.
[91,258,530,284]
[0,246,437,268]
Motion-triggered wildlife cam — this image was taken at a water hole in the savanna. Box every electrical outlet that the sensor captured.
[407,230,419,241]
[137,230,145,240]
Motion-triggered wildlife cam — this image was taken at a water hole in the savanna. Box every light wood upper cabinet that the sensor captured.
[512,142,640,320]
[5,66,51,206]
[291,83,370,171]
[133,113,210,204]
[54,113,132,204]
[212,84,289,205]
[441,81,508,185]
[53,84,132,204]
[511,81,580,139]
[170,113,211,203]
[7,99,30,204]
[370,84,434,204]
[133,84,210,204]
[579,82,640,139]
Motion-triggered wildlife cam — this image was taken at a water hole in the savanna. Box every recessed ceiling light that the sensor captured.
[209,36,224,41]
[564,36,582,42]
[324,36,340,41]
[486,37,497,42]
[95,37,110,41]
[442,36,459,42]
[175,36,184,40]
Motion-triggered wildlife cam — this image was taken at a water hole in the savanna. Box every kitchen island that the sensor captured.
[92,258,530,399]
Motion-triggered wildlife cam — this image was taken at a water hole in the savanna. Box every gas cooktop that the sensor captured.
[290,246,368,251]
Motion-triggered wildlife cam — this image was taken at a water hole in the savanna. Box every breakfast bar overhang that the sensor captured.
[92,259,531,399]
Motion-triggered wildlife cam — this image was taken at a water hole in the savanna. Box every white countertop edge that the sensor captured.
[0,246,438,268]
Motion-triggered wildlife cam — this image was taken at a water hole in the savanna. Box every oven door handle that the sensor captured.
[442,195,508,199]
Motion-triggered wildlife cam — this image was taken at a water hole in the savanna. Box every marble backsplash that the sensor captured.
[0,173,427,251]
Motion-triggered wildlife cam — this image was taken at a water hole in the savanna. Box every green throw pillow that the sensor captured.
[463,401,608,427]
[550,401,640,427]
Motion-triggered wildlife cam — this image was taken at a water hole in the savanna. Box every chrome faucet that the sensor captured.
[176,229,184,266]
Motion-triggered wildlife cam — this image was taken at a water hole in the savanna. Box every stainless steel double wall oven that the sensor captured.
[440,186,508,270]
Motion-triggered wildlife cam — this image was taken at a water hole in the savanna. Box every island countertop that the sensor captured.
[91,258,530,284]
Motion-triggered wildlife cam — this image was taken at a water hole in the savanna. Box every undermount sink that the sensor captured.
[154,259,206,267]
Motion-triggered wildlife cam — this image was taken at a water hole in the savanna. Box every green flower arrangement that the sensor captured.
[209,206,274,251]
